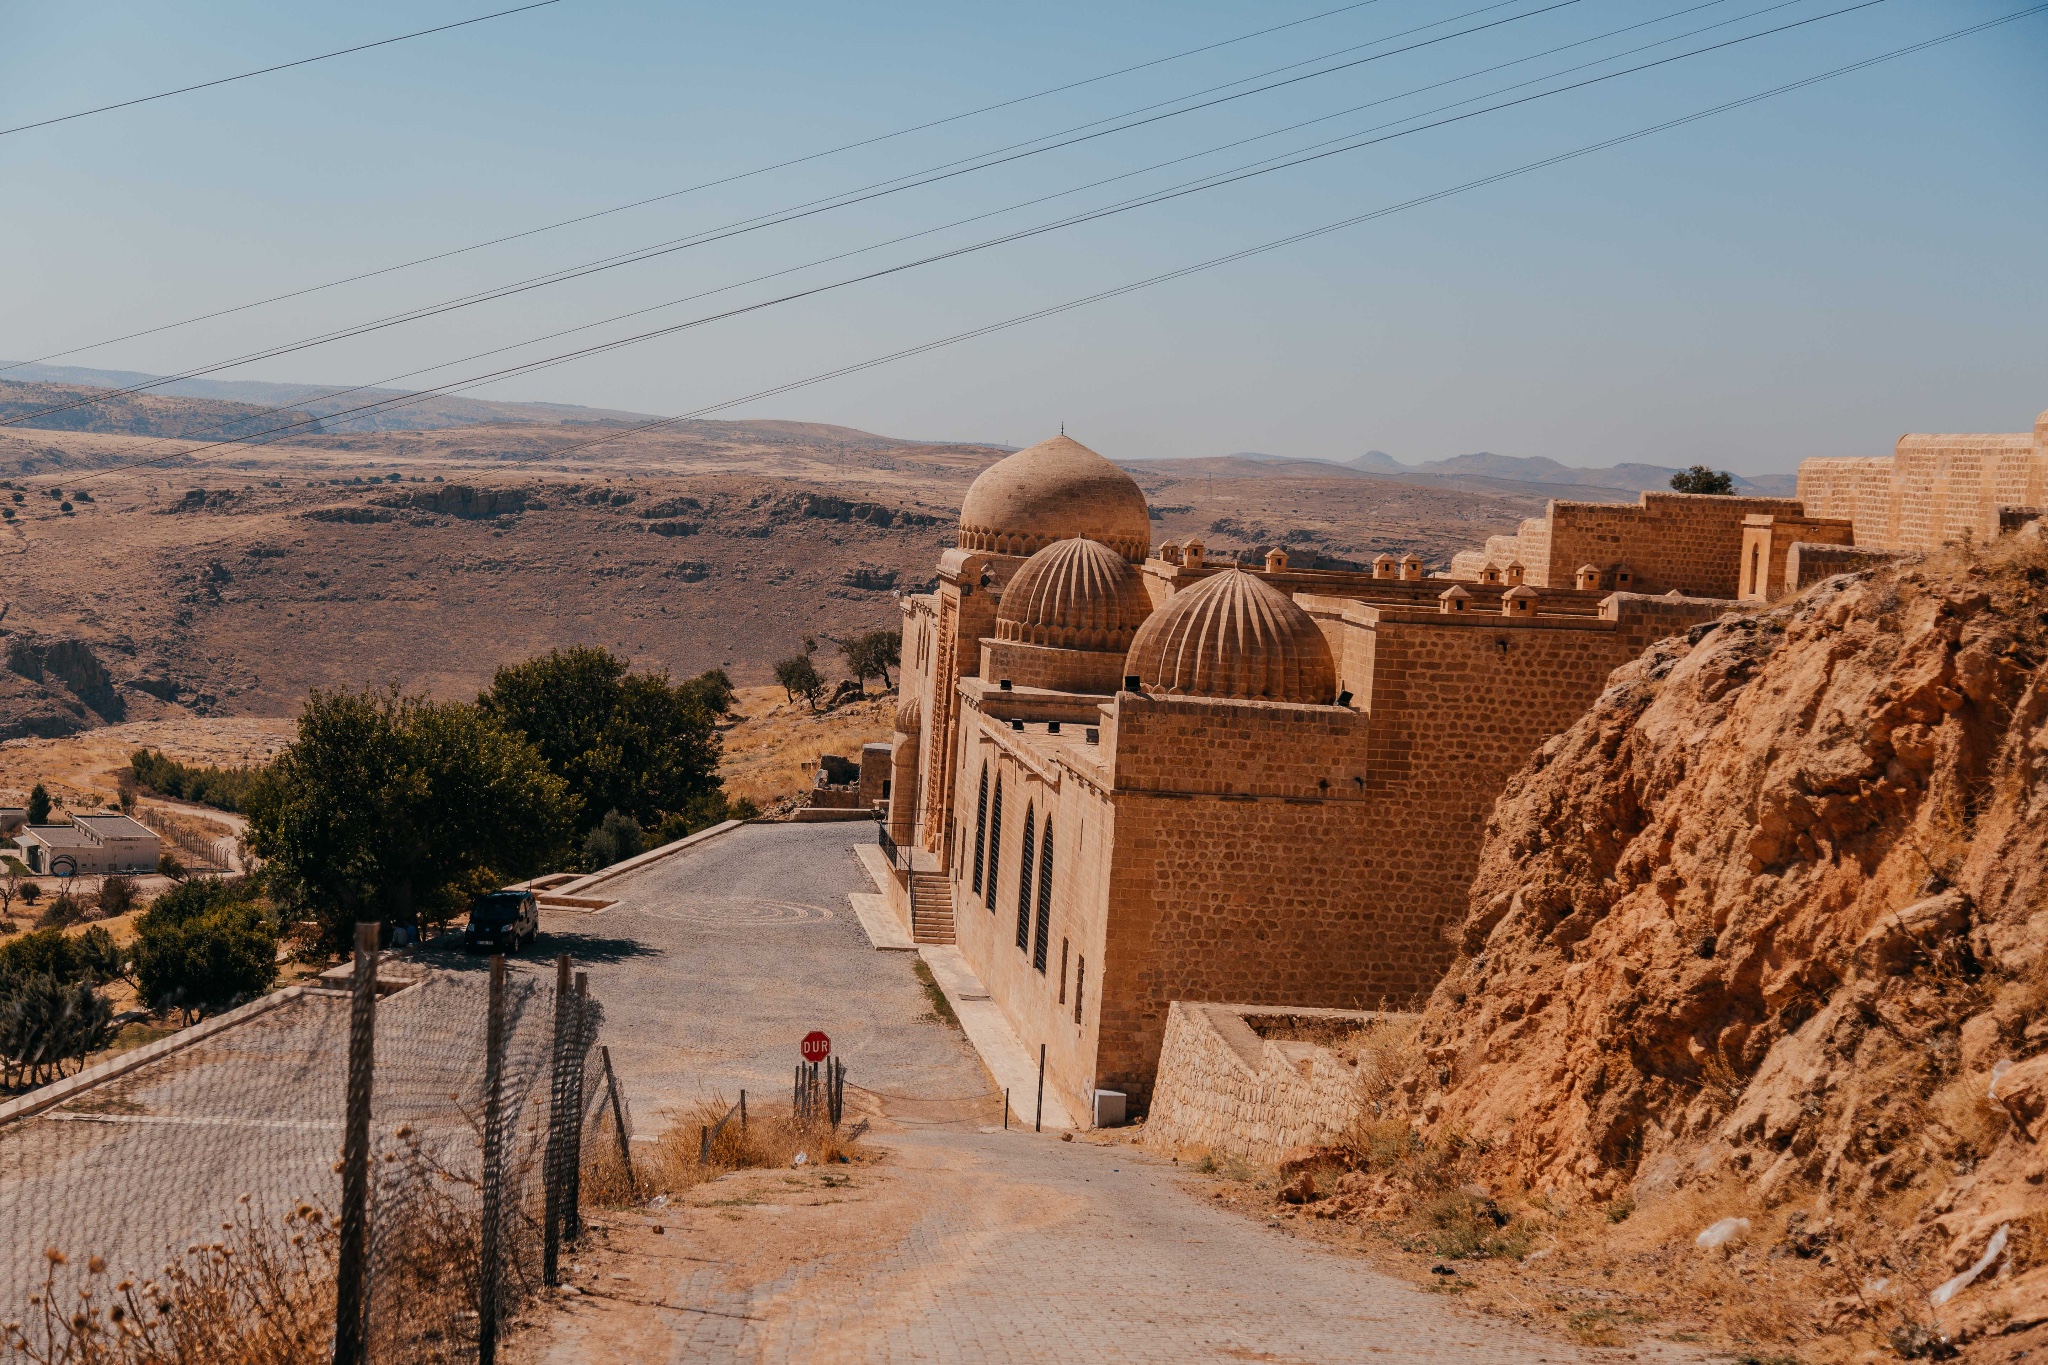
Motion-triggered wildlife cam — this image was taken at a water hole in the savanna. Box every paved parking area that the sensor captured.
[419,822,989,1128]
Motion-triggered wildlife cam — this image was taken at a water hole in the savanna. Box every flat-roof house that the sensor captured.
[15,814,161,876]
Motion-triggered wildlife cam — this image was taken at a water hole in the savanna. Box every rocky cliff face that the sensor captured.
[1413,540,2047,1343]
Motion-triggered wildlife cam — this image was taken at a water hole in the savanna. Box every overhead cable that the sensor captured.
[0,0,1394,371]
[0,1,565,138]
[3,0,1578,415]
[56,0,2029,488]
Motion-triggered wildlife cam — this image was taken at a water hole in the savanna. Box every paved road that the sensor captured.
[512,824,1703,1364]
[419,822,990,1130]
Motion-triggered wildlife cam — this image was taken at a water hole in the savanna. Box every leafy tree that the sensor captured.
[130,880,277,1023]
[773,638,827,711]
[1670,465,1735,496]
[0,858,24,919]
[477,647,723,836]
[130,748,268,812]
[838,629,901,691]
[246,687,576,949]
[0,972,114,1088]
[0,925,123,985]
[26,784,50,825]
[583,809,643,870]
[158,850,187,880]
[676,667,735,717]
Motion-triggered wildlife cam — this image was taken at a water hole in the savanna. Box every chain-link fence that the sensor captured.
[0,930,619,1364]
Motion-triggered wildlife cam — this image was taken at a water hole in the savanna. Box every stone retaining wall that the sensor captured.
[1142,1002,1411,1166]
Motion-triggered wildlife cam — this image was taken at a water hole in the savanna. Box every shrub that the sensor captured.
[129,747,268,812]
[583,809,643,870]
[34,893,85,929]
[18,880,40,905]
[97,874,136,919]
[0,925,123,985]
[131,880,277,1022]
[158,849,188,879]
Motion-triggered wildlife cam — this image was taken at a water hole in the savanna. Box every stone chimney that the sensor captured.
[1399,553,1424,581]
[1505,560,1525,586]
[1438,585,1471,613]
[1503,584,1540,617]
[1184,539,1205,569]
[1372,553,1397,580]
[1264,547,1289,572]
[1479,563,1502,586]
[1575,564,1602,591]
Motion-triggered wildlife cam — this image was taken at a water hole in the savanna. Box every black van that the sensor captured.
[463,890,539,951]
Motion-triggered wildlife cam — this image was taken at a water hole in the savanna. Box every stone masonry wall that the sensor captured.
[1144,1003,1403,1165]
[1799,419,2048,553]
[1531,492,1803,596]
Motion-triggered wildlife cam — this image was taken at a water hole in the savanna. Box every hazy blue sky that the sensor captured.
[2,0,2043,473]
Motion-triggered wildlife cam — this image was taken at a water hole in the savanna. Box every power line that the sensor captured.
[15,0,1775,471]
[0,0,1393,372]
[2,0,1594,427]
[54,0,2034,489]
[0,1,565,139]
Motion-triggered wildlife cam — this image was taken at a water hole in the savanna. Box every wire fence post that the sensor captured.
[565,971,590,1242]
[542,954,571,1287]
[477,955,508,1364]
[1035,1043,1045,1134]
[332,921,378,1365]
[600,1045,634,1197]
[739,1089,747,1132]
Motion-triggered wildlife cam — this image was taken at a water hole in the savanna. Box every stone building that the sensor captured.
[885,435,1754,1123]
[1796,407,2048,554]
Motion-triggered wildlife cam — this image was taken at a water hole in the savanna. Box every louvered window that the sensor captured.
[969,763,989,894]
[1015,804,1036,951]
[1032,815,1053,973]
[984,777,1003,912]
[1058,938,1069,1003]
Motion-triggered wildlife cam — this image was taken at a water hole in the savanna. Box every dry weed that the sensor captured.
[583,1095,867,1207]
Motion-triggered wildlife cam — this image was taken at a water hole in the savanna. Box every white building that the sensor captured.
[15,814,160,876]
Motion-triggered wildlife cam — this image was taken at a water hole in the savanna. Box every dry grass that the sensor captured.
[582,1095,869,1208]
[3,1198,336,1364]
[716,686,897,808]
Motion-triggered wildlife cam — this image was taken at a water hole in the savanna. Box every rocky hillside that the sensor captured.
[1406,538,2047,1352]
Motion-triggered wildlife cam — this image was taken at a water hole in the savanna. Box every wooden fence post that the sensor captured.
[600,1046,634,1196]
[331,922,378,1365]
[478,955,507,1365]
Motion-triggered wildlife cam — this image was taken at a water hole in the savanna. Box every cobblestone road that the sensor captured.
[513,824,1704,1364]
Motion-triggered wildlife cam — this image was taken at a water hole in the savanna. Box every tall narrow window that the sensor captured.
[984,777,1004,912]
[1032,814,1053,972]
[1058,938,1069,1003]
[1074,956,1085,1024]
[1015,804,1036,951]
[969,763,989,894]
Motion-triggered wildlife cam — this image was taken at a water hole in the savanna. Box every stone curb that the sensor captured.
[0,985,311,1129]
[548,819,745,897]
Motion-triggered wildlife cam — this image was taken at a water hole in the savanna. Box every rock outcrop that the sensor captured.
[1411,542,2048,1340]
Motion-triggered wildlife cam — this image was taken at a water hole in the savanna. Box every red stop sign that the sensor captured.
[800,1031,831,1062]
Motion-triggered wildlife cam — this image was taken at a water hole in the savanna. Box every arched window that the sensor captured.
[1032,814,1053,973]
[1015,804,1036,951]
[984,776,1003,912]
[969,762,989,894]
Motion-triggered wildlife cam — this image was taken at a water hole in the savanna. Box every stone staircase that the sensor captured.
[909,870,955,945]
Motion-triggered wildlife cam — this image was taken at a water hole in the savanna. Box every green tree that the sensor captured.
[1670,465,1735,495]
[773,638,827,711]
[0,925,123,985]
[676,667,735,717]
[477,647,723,837]
[26,783,50,825]
[0,972,114,1088]
[129,880,277,1023]
[838,628,901,691]
[246,687,576,948]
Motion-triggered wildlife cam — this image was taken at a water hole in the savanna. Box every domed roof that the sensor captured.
[959,435,1151,562]
[1123,569,1336,705]
[893,693,922,737]
[995,537,1154,652]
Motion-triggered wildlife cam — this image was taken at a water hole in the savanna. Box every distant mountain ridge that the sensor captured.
[1344,448,1796,497]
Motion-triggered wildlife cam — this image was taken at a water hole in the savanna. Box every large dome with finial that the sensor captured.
[958,434,1151,562]
[995,537,1154,652]
[1122,569,1336,704]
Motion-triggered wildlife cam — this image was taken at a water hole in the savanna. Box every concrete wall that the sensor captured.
[1145,1003,1401,1165]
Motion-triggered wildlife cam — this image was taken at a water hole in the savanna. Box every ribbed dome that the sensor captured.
[1123,569,1336,704]
[893,693,922,738]
[995,537,1154,652]
[958,435,1151,562]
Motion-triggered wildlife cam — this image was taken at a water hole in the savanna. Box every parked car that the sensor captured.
[463,890,538,951]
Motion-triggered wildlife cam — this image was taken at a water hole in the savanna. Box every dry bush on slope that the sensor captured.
[581,1095,867,1209]
[1355,537,2048,1355]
